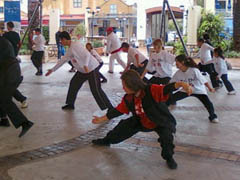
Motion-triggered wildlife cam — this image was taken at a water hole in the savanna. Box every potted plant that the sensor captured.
[92,40,104,56]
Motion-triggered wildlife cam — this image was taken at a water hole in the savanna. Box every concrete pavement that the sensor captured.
[0,58,240,180]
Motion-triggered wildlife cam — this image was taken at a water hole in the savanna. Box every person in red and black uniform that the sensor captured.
[92,70,192,169]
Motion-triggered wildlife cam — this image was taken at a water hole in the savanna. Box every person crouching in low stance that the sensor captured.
[92,70,192,169]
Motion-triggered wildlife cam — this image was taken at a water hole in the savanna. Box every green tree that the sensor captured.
[73,23,86,38]
[197,11,224,47]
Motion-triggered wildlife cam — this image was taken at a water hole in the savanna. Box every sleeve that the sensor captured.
[106,98,129,119]
[170,71,178,83]
[150,84,169,102]
[192,50,200,59]
[146,55,153,71]
[217,59,224,77]
[206,43,214,51]
[195,68,208,84]
[82,50,91,67]
[163,83,177,95]
[52,49,72,72]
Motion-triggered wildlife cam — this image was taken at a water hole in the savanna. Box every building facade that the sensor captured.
[88,0,137,40]
[42,0,137,40]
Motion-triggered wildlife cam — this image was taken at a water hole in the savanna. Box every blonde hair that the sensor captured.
[153,39,163,48]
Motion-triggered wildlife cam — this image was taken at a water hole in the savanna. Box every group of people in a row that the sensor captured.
[0,25,236,170]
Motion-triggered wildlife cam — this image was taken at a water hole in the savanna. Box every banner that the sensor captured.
[4,1,21,22]
[4,1,21,31]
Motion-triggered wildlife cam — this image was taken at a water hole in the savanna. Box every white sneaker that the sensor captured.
[227,91,236,95]
[211,118,219,123]
[21,100,28,109]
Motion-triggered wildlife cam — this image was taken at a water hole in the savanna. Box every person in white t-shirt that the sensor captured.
[212,47,235,95]
[121,42,148,75]
[167,54,219,123]
[141,39,175,85]
[193,38,219,88]
[45,31,113,111]
[30,28,46,76]
[86,42,107,83]
[106,27,126,73]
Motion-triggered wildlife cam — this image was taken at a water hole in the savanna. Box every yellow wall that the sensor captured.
[98,0,134,14]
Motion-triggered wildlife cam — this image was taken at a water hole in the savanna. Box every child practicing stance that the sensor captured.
[212,47,236,95]
[166,54,219,123]
[141,39,175,84]
[194,38,220,89]
[86,43,107,83]
[121,42,148,75]
[92,70,193,170]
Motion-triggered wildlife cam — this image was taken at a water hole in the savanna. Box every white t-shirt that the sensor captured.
[146,50,175,78]
[171,67,208,95]
[106,32,121,53]
[52,41,99,73]
[32,34,46,51]
[194,43,214,65]
[90,49,103,63]
[213,57,228,77]
[127,47,147,66]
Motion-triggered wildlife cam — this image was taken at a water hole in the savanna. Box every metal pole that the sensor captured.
[165,0,188,55]
[160,0,166,39]
[20,2,40,48]
[39,0,43,32]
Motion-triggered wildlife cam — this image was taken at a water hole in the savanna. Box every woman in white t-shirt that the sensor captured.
[86,43,107,83]
[141,39,175,85]
[167,54,219,123]
[212,47,235,95]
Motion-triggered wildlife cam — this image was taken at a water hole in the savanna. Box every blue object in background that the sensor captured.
[4,1,21,22]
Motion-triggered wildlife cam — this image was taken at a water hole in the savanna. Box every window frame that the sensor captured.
[73,0,82,8]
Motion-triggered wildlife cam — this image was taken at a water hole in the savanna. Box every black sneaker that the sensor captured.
[166,158,178,169]
[0,118,10,127]
[62,104,75,110]
[35,72,43,76]
[92,139,110,146]
[19,121,34,138]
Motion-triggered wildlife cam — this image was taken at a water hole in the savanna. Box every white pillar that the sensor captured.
[49,9,60,45]
[187,6,202,45]
[137,1,146,41]
[204,0,215,13]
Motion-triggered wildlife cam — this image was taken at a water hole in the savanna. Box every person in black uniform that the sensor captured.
[3,21,28,108]
[0,37,33,137]
[92,70,192,169]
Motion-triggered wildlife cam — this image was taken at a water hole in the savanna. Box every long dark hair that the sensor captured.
[176,54,198,68]
[121,70,147,93]
[214,47,225,60]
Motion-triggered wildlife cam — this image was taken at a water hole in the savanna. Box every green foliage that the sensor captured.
[168,20,183,32]
[173,37,187,56]
[19,32,31,55]
[224,51,240,58]
[73,23,86,37]
[197,11,225,47]
[42,26,49,44]
[92,40,103,48]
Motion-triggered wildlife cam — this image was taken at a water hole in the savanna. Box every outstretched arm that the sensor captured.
[163,82,193,96]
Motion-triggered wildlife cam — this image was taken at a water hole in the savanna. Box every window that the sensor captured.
[0,7,3,13]
[73,0,82,8]
[110,4,117,14]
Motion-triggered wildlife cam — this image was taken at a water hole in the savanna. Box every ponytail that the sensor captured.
[176,54,198,68]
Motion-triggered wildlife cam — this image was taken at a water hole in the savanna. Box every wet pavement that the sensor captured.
[0,56,240,180]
